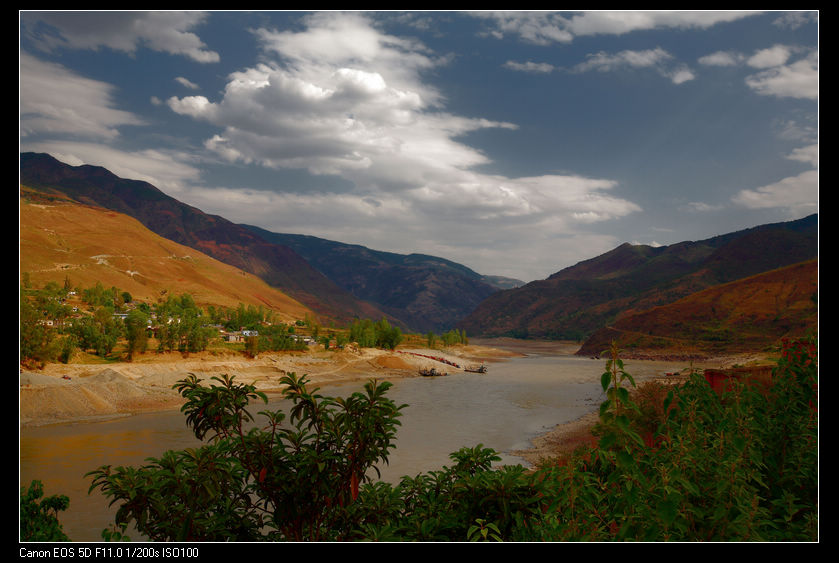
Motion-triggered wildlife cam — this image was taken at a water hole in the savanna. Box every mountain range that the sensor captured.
[20,152,388,326]
[20,152,518,332]
[242,227,520,333]
[576,259,817,357]
[20,152,818,353]
[459,214,818,348]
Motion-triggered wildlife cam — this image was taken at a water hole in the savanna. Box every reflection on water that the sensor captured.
[20,348,679,542]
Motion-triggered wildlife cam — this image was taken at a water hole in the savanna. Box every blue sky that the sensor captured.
[20,11,818,282]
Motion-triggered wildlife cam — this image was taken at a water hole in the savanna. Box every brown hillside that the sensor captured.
[20,188,314,321]
[20,152,393,328]
[577,260,818,358]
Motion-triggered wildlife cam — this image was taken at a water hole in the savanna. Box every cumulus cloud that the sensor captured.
[20,11,219,62]
[158,12,642,280]
[165,14,507,184]
[698,44,818,100]
[747,45,793,69]
[20,52,145,139]
[745,50,818,100]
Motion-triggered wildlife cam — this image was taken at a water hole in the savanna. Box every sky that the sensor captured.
[19,11,818,282]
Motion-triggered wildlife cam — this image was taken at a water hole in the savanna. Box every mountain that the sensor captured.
[576,259,818,357]
[242,227,516,333]
[459,214,818,341]
[20,152,388,326]
[20,187,313,321]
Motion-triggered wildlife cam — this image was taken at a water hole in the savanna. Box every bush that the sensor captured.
[83,338,818,542]
[87,373,406,541]
[532,338,818,541]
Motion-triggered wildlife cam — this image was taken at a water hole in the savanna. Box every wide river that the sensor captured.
[20,341,681,542]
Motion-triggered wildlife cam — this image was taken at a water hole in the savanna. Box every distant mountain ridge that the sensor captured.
[459,214,818,342]
[243,227,520,332]
[20,152,515,332]
[577,259,818,357]
[20,152,388,326]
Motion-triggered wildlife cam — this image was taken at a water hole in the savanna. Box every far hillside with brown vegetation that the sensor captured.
[577,260,818,358]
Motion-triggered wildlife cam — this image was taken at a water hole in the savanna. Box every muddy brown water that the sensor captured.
[20,342,681,542]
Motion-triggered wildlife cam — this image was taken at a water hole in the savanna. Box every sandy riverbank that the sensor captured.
[19,342,520,428]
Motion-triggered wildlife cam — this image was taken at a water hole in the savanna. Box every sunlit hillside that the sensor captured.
[20,187,314,322]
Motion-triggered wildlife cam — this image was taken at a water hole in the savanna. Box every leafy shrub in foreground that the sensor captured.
[84,338,818,542]
[530,338,818,541]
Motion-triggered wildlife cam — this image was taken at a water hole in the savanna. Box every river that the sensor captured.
[20,341,681,542]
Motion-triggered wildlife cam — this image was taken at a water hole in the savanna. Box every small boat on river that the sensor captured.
[419,367,448,377]
[464,364,488,374]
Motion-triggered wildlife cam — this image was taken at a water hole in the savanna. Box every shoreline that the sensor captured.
[20,338,769,464]
[19,342,522,428]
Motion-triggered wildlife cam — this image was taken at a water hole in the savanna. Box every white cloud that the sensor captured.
[175,76,200,90]
[21,11,219,62]
[698,44,818,100]
[666,66,696,84]
[732,170,818,213]
[255,12,442,104]
[745,50,818,100]
[685,201,723,212]
[576,47,673,71]
[503,60,555,73]
[787,144,818,168]
[473,11,759,44]
[698,51,745,67]
[574,47,695,84]
[773,11,818,30]
[747,45,793,69]
[733,144,818,213]
[166,15,518,184]
[166,95,218,119]
[561,11,760,36]
[20,52,145,139]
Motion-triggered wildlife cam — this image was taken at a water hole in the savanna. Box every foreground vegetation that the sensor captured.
[22,335,817,542]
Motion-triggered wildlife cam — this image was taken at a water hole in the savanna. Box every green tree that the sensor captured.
[426,331,437,349]
[155,293,213,354]
[20,480,71,542]
[20,296,59,367]
[374,318,403,350]
[124,309,150,360]
[88,373,406,541]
